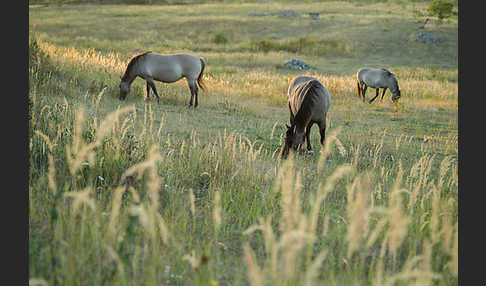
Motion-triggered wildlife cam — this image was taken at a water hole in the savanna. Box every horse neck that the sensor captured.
[122,62,140,86]
[388,78,399,93]
[293,92,314,133]
[291,120,307,139]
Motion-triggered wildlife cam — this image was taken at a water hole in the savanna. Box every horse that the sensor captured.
[281,76,331,159]
[356,68,401,103]
[119,51,207,108]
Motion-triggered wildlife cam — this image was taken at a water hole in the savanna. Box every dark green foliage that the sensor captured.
[427,0,455,20]
[29,35,49,75]
[212,32,229,45]
[249,37,347,56]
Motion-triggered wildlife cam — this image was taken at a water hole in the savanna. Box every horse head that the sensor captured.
[391,89,401,102]
[391,78,401,102]
[389,75,401,102]
[281,123,305,159]
[119,80,130,100]
[281,124,294,159]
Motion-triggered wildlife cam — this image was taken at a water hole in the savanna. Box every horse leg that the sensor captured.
[362,84,368,102]
[318,120,326,146]
[146,79,160,104]
[187,81,196,108]
[305,122,314,155]
[194,84,199,108]
[380,87,387,102]
[369,88,380,103]
[146,81,151,100]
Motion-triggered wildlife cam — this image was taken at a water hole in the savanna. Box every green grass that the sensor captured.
[29,1,457,285]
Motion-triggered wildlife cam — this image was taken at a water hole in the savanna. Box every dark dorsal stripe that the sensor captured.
[292,79,321,127]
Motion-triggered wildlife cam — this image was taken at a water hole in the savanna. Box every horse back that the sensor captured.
[288,76,314,115]
[172,54,203,78]
[358,67,396,88]
[142,53,202,82]
[288,76,330,124]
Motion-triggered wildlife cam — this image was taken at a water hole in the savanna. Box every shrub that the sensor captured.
[427,0,454,21]
[29,36,49,71]
[212,32,229,45]
[250,37,348,56]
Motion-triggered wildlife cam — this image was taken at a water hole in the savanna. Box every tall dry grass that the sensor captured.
[29,29,457,285]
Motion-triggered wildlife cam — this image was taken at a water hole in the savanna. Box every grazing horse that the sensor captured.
[119,51,207,107]
[281,76,331,159]
[356,68,401,103]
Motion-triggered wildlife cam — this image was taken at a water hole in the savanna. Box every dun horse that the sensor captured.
[281,76,331,159]
[119,51,207,107]
[356,68,401,103]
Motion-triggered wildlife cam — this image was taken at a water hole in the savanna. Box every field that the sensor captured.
[29,1,458,285]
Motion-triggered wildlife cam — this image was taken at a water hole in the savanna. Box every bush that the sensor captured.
[212,32,229,45]
[427,0,454,20]
[249,37,348,56]
[29,36,49,70]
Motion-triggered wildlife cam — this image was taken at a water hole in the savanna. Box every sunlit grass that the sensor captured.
[29,2,457,285]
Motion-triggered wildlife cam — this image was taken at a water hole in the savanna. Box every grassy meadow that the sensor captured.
[29,1,457,285]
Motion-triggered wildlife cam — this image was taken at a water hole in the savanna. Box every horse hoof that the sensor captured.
[307,150,315,156]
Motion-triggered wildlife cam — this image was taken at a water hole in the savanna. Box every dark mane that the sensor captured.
[381,68,393,76]
[293,80,320,127]
[121,51,152,82]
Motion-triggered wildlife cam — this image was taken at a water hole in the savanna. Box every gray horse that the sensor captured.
[119,51,207,107]
[356,68,401,103]
[281,76,331,159]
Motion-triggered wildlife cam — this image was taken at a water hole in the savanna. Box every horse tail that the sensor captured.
[356,72,361,99]
[197,58,207,93]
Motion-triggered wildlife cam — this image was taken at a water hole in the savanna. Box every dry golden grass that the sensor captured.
[29,2,457,285]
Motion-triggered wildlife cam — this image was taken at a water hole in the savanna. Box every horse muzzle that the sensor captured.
[392,94,401,102]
